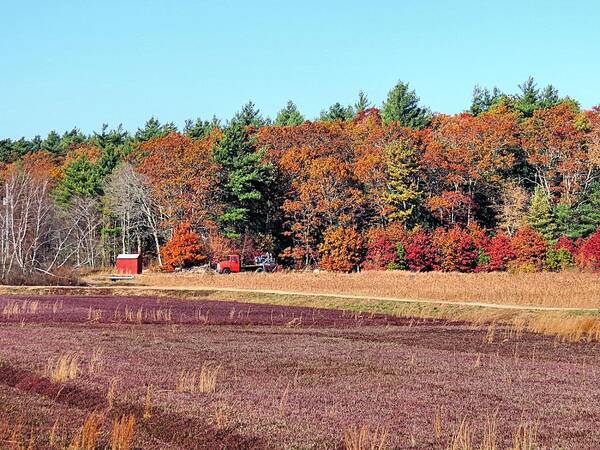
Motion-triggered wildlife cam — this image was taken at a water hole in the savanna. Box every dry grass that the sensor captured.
[45,353,79,382]
[70,410,103,450]
[134,270,600,309]
[343,424,388,450]
[446,416,537,450]
[214,405,230,431]
[2,299,40,318]
[87,347,104,374]
[176,363,220,393]
[143,384,153,420]
[110,414,136,450]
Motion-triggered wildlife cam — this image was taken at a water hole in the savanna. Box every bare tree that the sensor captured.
[105,163,164,265]
[495,181,529,236]
[0,169,54,277]
[60,196,103,268]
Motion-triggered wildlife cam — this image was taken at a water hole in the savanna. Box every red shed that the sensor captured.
[115,253,142,274]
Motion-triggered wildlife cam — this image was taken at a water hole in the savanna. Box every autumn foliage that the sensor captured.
[318,226,363,272]
[486,233,515,271]
[362,227,399,270]
[404,229,439,272]
[578,228,600,271]
[511,226,547,271]
[160,222,206,272]
[2,82,600,277]
[433,226,478,272]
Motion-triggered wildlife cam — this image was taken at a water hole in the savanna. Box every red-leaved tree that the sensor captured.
[433,226,478,272]
[511,226,547,270]
[486,233,515,271]
[578,228,600,271]
[161,222,206,272]
[405,229,439,271]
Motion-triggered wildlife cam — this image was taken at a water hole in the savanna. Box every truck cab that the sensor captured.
[216,254,241,274]
[215,253,277,274]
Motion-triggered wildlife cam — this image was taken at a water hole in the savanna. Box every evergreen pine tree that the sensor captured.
[381,80,430,128]
[135,117,172,141]
[42,131,62,155]
[527,186,557,241]
[571,181,600,237]
[354,90,371,113]
[470,85,503,115]
[232,101,267,127]
[275,101,305,126]
[212,119,274,237]
[183,117,217,139]
[515,77,540,117]
[320,102,354,121]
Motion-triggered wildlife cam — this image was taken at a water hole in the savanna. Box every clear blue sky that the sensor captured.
[1,0,598,139]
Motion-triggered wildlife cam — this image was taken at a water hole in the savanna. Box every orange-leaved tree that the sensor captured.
[318,226,363,272]
[161,222,206,272]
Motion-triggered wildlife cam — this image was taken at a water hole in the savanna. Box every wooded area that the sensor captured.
[1,77,599,280]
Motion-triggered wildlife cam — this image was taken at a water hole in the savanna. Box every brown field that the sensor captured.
[116,270,600,309]
[1,294,600,449]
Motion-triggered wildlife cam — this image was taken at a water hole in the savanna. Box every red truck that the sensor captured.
[215,253,277,274]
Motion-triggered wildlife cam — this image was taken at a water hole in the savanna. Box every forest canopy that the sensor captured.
[1,77,600,278]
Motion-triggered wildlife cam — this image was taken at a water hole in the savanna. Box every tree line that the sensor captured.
[1,77,599,279]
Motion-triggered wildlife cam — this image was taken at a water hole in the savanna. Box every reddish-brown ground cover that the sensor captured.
[1,295,599,449]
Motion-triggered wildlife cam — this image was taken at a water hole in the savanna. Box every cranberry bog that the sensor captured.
[1,295,599,449]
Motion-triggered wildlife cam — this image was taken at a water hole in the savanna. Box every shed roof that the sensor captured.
[116,253,140,259]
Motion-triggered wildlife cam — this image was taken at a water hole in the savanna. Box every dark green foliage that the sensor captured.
[554,203,575,239]
[92,124,129,149]
[54,147,119,205]
[0,139,13,162]
[42,131,62,155]
[184,116,220,139]
[515,77,541,117]
[470,85,503,115]
[212,118,274,237]
[275,101,305,126]
[320,102,354,122]
[135,117,176,141]
[354,90,371,113]
[59,128,87,151]
[381,80,430,128]
[570,181,600,237]
[232,101,268,128]
[395,242,407,270]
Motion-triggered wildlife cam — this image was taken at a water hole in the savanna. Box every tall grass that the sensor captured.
[70,410,103,450]
[45,353,79,382]
[445,416,538,450]
[176,363,220,393]
[343,424,388,450]
[111,414,136,450]
[139,270,600,309]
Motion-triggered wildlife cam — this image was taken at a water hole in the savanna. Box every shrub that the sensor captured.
[486,233,515,271]
[394,242,407,270]
[318,226,363,272]
[362,228,398,270]
[405,229,439,271]
[511,226,547,270]
[161,222,206,272]
[555,235,577,254]
[545,247,574,271]
[578,228,600,271]
[432,226,478,272]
